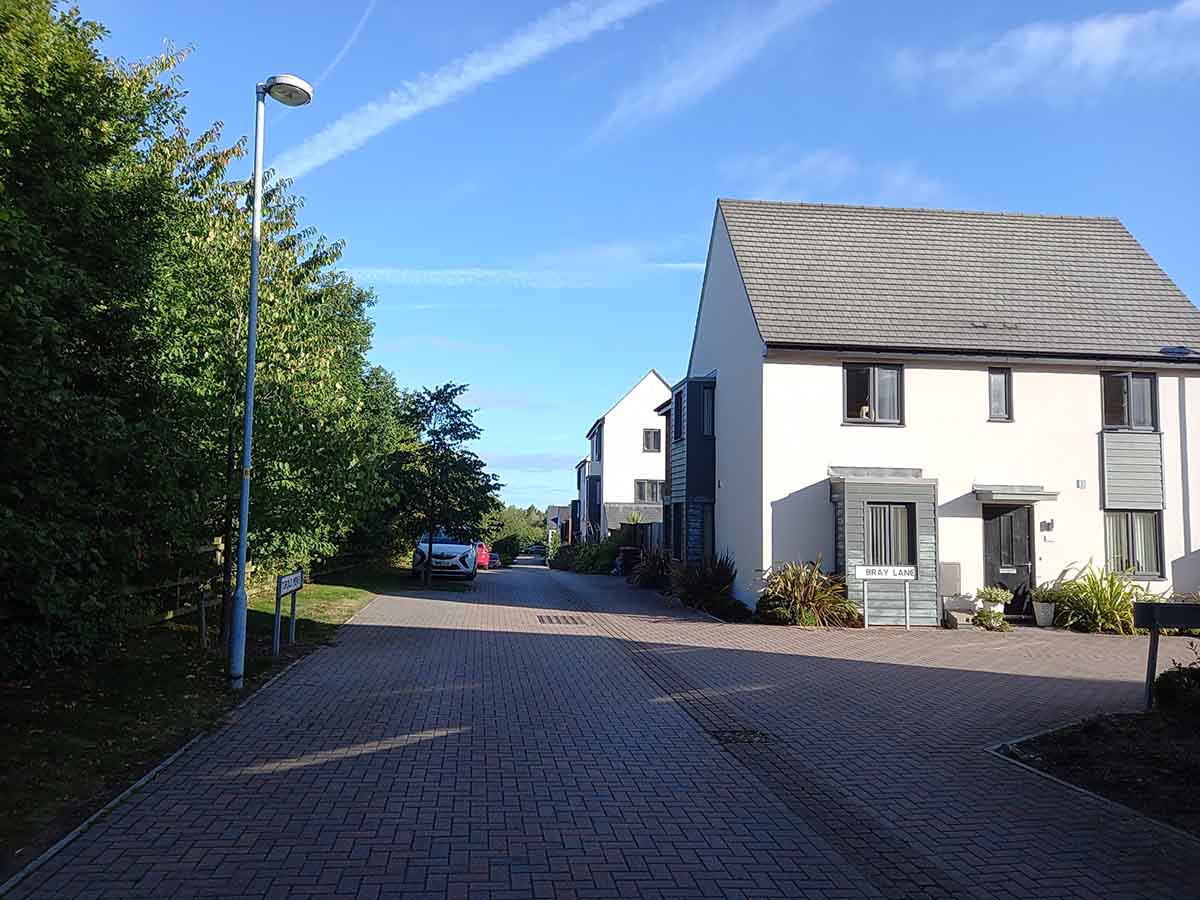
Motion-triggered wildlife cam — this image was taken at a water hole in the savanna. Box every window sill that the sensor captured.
[1101,427,1161,434]
[988,417,1014,423]
[842,420,904,428]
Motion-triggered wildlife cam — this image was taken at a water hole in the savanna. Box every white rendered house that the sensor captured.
[666,199,1200,621]
[579,370,671,541]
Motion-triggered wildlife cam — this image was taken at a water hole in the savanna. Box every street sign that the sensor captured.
[273,569,304,656]
[854,565,916,581]
[278,570,303,595]
[854,565,917,629]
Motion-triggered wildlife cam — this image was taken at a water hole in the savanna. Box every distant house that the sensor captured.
[668,198,1200,620]
[579,370,671,541]
[545,504,572,545]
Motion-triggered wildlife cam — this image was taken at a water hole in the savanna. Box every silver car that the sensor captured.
[412,532,477,580]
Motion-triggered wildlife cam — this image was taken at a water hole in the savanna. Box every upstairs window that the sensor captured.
[844,364,903,425]
[643,428,662,452]
[635,480,664,503]
[866,502,916,566]
[702,385,715,436]
[988,368,1013,421]
[673,390,684,440]
[1103,372,1156,430]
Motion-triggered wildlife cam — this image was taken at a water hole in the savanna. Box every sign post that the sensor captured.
[1133,601,1200,710]
[273,569,304,657]
[853,565,917,629]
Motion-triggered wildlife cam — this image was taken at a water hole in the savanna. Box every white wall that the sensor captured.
[598,371,670,531]
[688,212,765,601]
[760,355,1200,596]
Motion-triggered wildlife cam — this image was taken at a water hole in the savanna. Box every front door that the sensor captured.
[982,504,1034,614]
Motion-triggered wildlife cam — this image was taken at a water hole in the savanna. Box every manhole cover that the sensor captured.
[710,729,771,745]
[536,614,585,626]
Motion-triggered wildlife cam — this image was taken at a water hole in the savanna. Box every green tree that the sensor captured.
[0,1,193,666]
[397,385,500,584]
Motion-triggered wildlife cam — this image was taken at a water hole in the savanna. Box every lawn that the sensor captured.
[0,564,454,882]
[1006,711,1200,837]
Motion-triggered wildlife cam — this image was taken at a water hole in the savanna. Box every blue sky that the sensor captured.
[84,0,1200,508]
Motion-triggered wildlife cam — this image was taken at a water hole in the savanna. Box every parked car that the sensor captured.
[412,531,477,580]
[487,552,501,569]
[475,542,491,569]
[527,542,547,557]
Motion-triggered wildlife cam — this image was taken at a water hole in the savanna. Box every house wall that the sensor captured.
[598,372,670,533]
[688,211,765,601]
[761,355,1200,597]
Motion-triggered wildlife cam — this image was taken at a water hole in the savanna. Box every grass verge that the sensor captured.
[0,563,455,882]
[1005,711,1200,837]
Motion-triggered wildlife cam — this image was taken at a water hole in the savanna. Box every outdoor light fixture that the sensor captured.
[264,73,313,107]
[228,73,314,691]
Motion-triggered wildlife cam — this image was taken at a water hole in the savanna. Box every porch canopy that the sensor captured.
[972,484,1059,503]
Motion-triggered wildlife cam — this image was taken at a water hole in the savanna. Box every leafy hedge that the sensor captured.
[756,560,858,627]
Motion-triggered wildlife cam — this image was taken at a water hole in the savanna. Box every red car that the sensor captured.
[475,542,490,569]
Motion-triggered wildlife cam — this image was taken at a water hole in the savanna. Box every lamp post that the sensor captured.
[229,74,313,690]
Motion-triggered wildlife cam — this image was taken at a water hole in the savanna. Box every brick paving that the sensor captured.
[9,563,1199,899]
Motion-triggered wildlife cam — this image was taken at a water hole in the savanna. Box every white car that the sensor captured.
[412,532,477,580]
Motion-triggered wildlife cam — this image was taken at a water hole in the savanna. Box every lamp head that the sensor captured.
[263,74,313,107]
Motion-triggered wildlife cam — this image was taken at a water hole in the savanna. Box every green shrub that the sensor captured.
[1054,563,1159,635]
[630,549,672,589]
[491,535,522,564]
[548,544,580,570]
[756,559,858,627]
[574,537,620,574]
[974,585,1013,608]
[670,553,749,621]
[972,608,1011,632]
[1154,642,1200,718]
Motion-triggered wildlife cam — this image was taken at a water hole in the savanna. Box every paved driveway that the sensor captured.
[10,565,1199,899]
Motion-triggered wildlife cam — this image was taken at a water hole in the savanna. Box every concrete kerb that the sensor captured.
[985,720,1200,850]
[0,593,382,898]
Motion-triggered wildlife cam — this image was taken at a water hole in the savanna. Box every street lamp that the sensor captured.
[229,73,313,690]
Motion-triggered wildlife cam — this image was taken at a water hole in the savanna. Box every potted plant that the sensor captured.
[972,586,1012,632]
[974,585,1012,616]
[1031,585,1060,628]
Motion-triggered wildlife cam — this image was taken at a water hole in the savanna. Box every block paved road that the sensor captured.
[10,562,1200,899]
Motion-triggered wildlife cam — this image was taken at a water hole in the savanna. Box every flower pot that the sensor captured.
[1033,600,1056,628]
[975,600,1005,616]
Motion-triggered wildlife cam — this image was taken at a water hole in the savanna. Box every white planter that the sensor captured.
[975,599,1005,616]
[1033,601,1056,628]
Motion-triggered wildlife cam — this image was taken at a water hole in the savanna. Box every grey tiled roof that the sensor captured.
[718,199,1200,360]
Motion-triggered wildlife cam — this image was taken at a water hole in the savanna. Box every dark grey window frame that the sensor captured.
[673,390,684,441]
[843,363,904,426]
[1104,509,1164,578]
[1102,371,1158,432]
[701,384,715,437]
[701,503,714,560]
[865,501,917,566]
[642,428,662,452]
[988,367,1013,422]
[634,480,664,503]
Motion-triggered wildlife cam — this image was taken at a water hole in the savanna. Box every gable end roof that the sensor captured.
[717,198,1200,361]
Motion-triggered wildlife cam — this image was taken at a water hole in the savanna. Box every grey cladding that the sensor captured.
[1101,431,1165,510]
[719,199,1200,359]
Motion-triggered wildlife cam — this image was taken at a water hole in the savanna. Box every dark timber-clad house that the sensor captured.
[666,198,1200,619]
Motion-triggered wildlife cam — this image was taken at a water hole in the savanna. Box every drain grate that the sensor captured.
[536,614,585,626]
[710,729,771,745]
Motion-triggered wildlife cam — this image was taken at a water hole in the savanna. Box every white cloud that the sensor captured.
[721,148,952,208]
[348,240,705,289]
[597,0,831,136]
[349,267,572,289]
[314,0,378,88]
[274,0,663,179]
[893,0,1200,105]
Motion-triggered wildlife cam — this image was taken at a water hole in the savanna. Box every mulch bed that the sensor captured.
[1005,711,1200,837]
